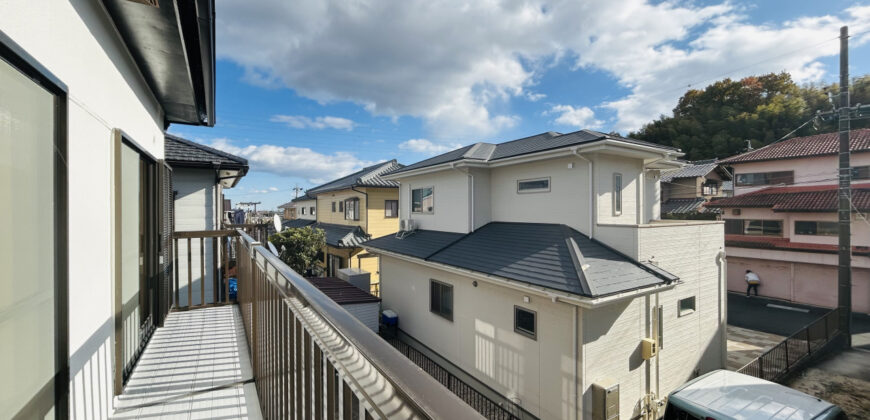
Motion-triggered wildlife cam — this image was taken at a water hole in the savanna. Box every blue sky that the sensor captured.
[168,0,870,210]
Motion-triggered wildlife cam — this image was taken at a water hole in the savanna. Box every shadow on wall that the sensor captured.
[68,318,114,420]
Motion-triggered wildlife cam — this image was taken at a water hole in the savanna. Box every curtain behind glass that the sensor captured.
[0,57,56,415]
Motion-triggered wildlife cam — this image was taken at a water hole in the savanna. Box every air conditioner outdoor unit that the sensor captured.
[400,219,416,232]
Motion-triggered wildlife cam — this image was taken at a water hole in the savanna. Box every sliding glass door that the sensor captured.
[0,37,68,419]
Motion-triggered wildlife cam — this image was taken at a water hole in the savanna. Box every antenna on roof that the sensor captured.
[745,140,753,151]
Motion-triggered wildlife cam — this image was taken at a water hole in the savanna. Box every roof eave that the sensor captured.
[363,245,675,308]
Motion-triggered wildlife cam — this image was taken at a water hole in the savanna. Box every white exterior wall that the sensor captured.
[379,256,578,419]
[2,1,165,418]
[399,171,470,233]
[490,156,592,234]
[295,199,316,219]
[595,154,642,225]
[342,302,380,332]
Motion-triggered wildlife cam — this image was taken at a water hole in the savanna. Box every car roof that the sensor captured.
[669,370,836,420]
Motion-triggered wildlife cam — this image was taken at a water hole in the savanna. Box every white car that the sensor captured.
[664,370,845,420]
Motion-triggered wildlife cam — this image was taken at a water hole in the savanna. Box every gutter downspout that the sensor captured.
[716,249,728,368]
[450,163,474,232]
[572,148,594,238]
[574,304,580,420]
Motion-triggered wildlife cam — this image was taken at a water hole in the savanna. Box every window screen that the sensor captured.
[678,296,696,316]
[517,177,550,193]
[744,220,783,236]
[514,306,537,339]
[412,187,434,213]
[613,173,623,215]
[724,219,744,234]
[851,165,869,180]
[385,200,398,218]
[344,198,359,221]
[735,171,794,186]
[795,221,838,236]
[430,280,453,321]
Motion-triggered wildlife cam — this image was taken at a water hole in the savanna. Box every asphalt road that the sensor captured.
[727,292,870,350]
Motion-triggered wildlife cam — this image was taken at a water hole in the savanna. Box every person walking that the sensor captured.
[745,269,760,297]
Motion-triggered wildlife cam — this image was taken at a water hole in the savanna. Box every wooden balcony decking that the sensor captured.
[112,306,262,419]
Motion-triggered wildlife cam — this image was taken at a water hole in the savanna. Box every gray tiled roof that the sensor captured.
[282,219,316,229]
[660,159,720,182]
[661,198,707,214]
[364,222,676,298]
[308,160,404,194]
[165,134,248,168]
[314,223,371,248]
[362,230,465,259]
[306,277,381,304]
[387,129,679,176]
[291,193,317,202]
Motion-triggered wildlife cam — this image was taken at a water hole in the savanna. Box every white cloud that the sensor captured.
[217,1,870,135]
[548,105,602,129]
[204,138,374,184]
[270,115,356,130]
[398,139,461,156]
[526,92,547,102]
[268,187,279,192]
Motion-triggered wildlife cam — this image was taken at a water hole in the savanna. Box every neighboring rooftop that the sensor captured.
[364,222,677,298]
[308,160,404,195]
[388,129,680,176]
[660,159,730,183]
[164,134,249,187]
[314,223,371,248]
[662,198,708,215]
[281,219,316,229]
[724,234,870,256]
[721,129,870,164]
[305,277,381,305]
[705,183,870,212]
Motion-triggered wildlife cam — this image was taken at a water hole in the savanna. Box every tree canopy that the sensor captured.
[268,226,326,276]
[629,73,870,160]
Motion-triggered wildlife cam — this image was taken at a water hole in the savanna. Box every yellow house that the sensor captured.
[308,160,403,292]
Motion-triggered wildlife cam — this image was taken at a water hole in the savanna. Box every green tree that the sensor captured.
[268,226,326,276]
[630,73,870,160]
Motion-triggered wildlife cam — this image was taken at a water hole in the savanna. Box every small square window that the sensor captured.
[430,280,453,321]
[678,296,696,316]
[412,187,434,214]
[385,200,398,218]
[514,306,536,339]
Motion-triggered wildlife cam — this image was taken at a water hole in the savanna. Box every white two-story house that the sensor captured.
[707,129,870,313]
[363,130,727,420]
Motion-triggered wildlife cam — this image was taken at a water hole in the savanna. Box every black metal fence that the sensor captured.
[385,336,537,420]
[738,308,841,382]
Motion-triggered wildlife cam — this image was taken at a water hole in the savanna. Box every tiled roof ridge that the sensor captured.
[745,182,870,196]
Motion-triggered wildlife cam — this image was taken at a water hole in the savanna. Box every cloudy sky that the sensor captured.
[169,0,870,209]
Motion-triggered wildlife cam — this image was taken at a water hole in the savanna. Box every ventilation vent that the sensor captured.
[127,0,159,7]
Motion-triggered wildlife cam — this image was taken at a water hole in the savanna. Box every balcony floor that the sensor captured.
[112,306,262,419]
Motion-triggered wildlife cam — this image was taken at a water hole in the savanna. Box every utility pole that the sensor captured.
[292,184,304,198]
[837,25,852,347]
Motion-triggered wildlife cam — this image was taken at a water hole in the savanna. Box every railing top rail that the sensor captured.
[236,231,483,420]
[174,229,239,239]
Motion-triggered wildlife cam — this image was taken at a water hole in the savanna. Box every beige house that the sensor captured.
[364,130,727,420]
[307,160,404,286]
[708,129,870,313]
[660,159,732,217]
[279,192,317,220]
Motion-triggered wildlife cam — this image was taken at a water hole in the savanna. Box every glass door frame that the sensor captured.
[1,30,70,419]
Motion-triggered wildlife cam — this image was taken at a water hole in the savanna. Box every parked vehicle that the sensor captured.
[664,370,845,420]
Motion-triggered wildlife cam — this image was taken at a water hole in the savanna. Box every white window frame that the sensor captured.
[411,186,435,214]
[613,173,623,216]
[517,177,551,194]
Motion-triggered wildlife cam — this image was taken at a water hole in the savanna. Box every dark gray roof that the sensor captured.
[314,223,371,248]
[165,134,248,168]
[660,159,726,182]
[291,193,317,202]
[387,130,679,176]
[362,230,465,259]
[282,219,316,229]
[364,222,677,298]
[308,160,404,194]
[662,198,707,214]
[306,277,381,305]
